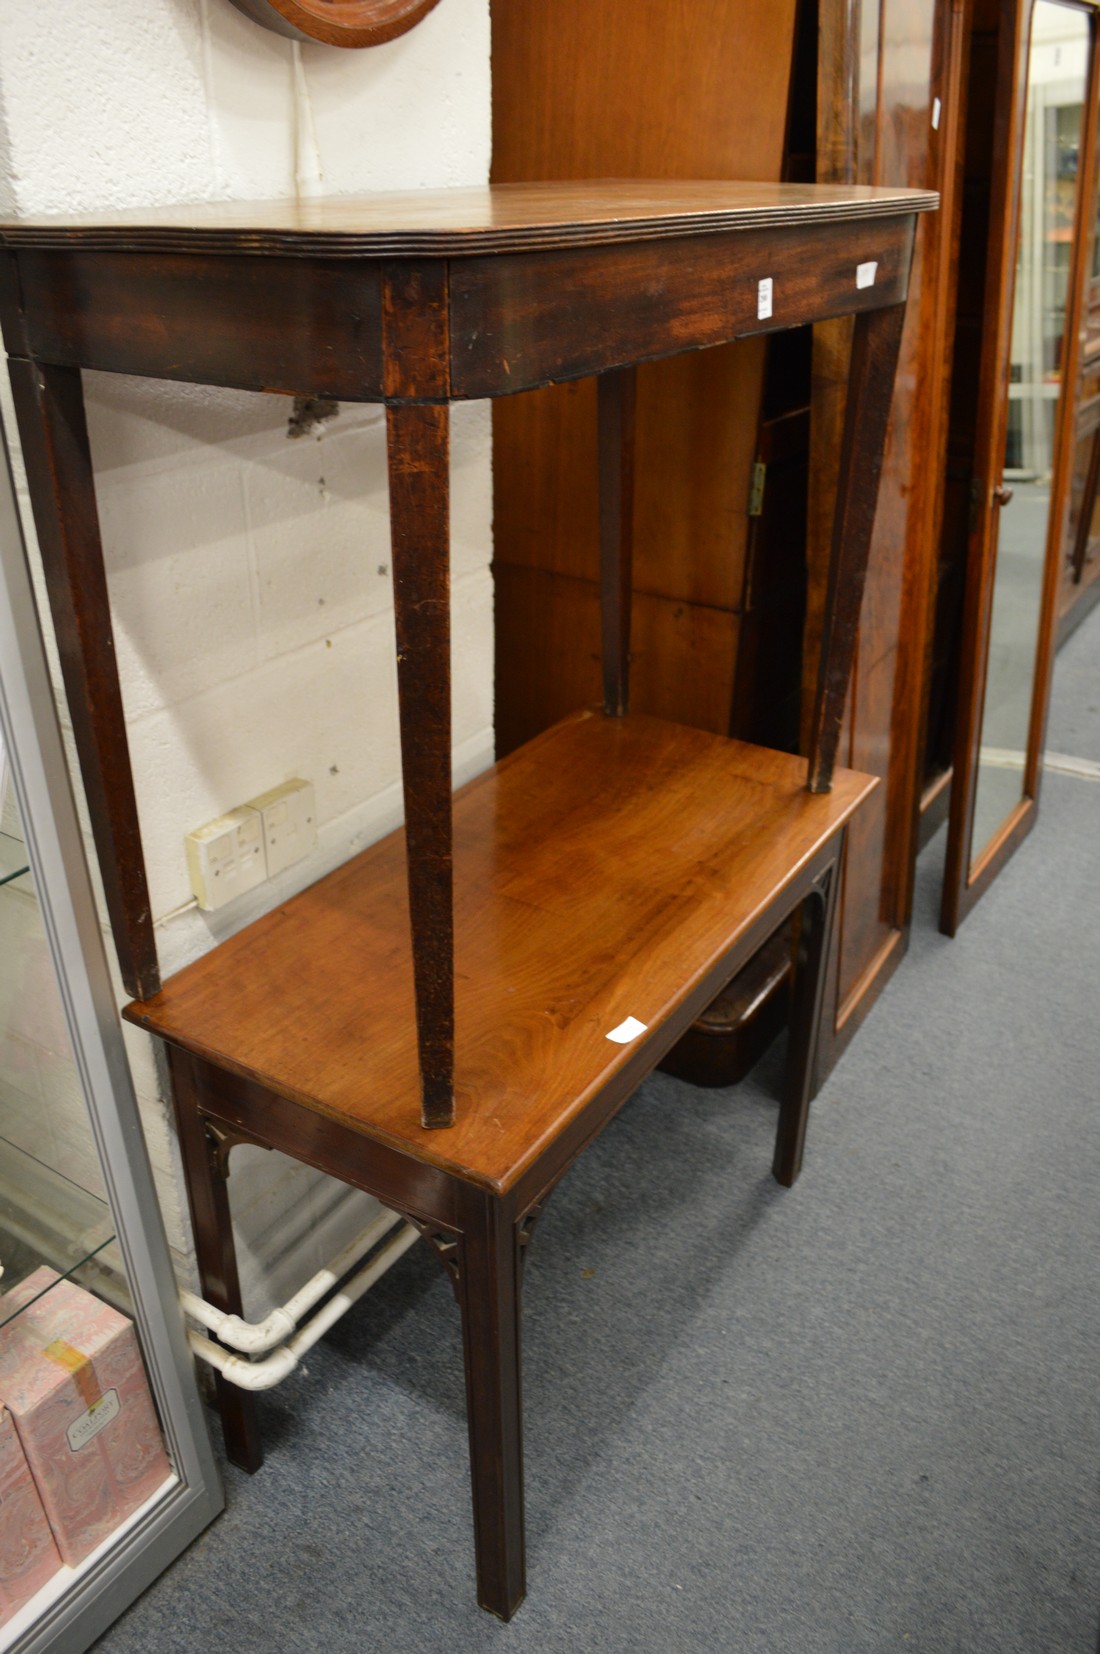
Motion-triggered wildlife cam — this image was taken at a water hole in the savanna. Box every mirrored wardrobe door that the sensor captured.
[941,0,1098,934]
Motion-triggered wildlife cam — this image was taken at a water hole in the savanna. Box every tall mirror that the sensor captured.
[942,0,1094,932]
[972,1,1089,857]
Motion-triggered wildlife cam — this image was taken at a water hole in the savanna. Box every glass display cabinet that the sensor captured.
[0,414,221,1652]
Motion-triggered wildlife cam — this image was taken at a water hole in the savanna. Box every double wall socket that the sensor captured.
[186,779,317,912]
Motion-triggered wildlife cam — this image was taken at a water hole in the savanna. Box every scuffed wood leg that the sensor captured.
[7,358,159,999]
[807,301,907,792]
[456,1190,526,1621]
[166,1047,263,1473]
[386,401,454,1129]
[597,365,637,716]
[772,855,841,1187]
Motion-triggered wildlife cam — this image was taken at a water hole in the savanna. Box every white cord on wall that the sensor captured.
[291,44,324,201]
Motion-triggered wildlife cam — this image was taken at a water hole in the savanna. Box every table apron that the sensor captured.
[2,214,914,403]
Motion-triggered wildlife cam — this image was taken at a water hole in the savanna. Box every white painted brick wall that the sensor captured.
[0,0,492,1315]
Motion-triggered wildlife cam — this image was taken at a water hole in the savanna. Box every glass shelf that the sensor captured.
[0,825,30,891]
[0,1137,123,1332]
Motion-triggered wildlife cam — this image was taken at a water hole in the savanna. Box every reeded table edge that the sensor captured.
[0,180,941,259]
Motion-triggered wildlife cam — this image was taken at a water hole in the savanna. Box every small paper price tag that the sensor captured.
[606,1016,647,1045]
[757,277,773,320]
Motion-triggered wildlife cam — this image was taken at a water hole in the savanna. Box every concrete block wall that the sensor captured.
[0,0,492,1314]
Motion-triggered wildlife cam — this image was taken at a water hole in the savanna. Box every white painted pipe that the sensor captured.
[180,1206,405,1354]
[188,1220,420,1391]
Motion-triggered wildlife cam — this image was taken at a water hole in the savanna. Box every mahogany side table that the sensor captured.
[0,180,935,1619]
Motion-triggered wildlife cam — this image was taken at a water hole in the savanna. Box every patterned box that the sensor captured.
[0,1268,171,1565]
[0,1403,62,1624]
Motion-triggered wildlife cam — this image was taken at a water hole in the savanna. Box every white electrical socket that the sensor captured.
[186,806,266,912]
[247,779,317,878]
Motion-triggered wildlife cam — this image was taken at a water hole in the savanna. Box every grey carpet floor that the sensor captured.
[97,620,1100,1654]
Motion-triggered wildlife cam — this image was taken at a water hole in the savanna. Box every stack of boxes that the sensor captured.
[0,1267,172,1626]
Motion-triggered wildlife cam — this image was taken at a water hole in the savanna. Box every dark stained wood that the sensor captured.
[3,180,928,1619]
[6,358,159,1000]
[387,401,454,1129]
[456,1187,526,1620]
[597,367,637,716]
[225,0,442,49]
[0,184,930,1053]
[940,0,1034,934]
[773,858,840,1186]
[166,1046,264,1474]
[382,260,450,400]
[657,925,793,1089]
[7,249,386,400]
[807,302,907,792]
[809,0,970,1068]
[125,712,877,1193]
[943,0,1099,934]
[450,217,917,400]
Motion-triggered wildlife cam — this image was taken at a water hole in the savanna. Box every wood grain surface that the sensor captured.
[124,711,875,1193]
[0,180,938,257]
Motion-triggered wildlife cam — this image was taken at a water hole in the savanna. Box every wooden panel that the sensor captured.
[491,0,800,746]
[838,644,897,1004]
[811,0,966,1064]
[491,2,799,187]
[125,710,875,1195]
[493,566,740,758]
[495,345,768,611]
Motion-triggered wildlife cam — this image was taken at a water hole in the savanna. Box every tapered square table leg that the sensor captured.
[455,1189,526,1620]
[773,855,841,1188]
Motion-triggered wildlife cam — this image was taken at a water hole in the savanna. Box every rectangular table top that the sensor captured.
[0,180,938,259]
[124,713,876,1193]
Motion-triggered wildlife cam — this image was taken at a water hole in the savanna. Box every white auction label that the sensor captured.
[606,1016,648,1045]
[932,97,942,130]
[757,277,773,320]
[856,261,878,290]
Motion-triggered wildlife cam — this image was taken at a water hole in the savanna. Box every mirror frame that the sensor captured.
[224,0,442,48]
[941,0,1100,935]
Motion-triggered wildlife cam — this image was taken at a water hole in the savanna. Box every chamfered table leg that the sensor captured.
[455,1189,526,1621]
[166,1047,264,1473]
[772,854,841,1188]
[386,401,455,1130]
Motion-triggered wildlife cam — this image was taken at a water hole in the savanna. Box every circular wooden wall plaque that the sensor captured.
[225,0,442,48]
